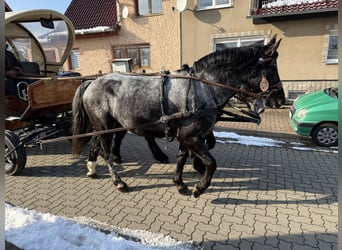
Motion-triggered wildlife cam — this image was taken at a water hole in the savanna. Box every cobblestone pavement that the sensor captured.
[5,108,338,249]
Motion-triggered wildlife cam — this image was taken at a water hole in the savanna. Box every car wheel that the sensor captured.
[311,123,338,147]
[5,130,27,175]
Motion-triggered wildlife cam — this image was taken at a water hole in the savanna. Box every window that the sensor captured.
[197,0,232,10]
[113,44,151,69]
[70,49,80,70]
[214,36,265,51]
[137,0,162,16]
[326,32,338,64]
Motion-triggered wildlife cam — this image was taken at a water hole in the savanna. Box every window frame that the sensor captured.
[326,31,338,65]
[69,48,80,70]
[113,44,151,70]
[137,0,162,16]
[196,0,232,11]
[213,35,266,51]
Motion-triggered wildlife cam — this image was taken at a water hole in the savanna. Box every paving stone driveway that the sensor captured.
[5,130,337,249]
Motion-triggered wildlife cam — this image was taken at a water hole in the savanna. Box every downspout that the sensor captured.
[179,11,183,67]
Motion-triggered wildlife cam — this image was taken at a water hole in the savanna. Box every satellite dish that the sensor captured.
[176,0,188,12]
[122,6,129,19]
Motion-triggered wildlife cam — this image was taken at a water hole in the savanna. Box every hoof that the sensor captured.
[177,184,191,196]
[193,184,205,198]
[159,158,170,164]
[114,180,129,192]
[87,173,98,179]
[114,158,122,164]
[118,183,129,192]
[155,154,169,164]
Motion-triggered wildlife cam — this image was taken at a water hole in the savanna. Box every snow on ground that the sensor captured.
[213,131,338,153]
[5,203,194,250]
[6,131,337,249]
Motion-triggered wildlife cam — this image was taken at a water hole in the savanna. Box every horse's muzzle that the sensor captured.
[252,98,266,114]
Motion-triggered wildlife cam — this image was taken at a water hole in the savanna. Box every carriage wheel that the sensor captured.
[5,130,27,175]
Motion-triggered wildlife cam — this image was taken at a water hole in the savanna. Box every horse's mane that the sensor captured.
[192,45,263,74]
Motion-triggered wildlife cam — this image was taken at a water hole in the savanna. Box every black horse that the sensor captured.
[72,35,284,197]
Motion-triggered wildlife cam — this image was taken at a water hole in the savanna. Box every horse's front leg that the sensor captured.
[194,132,216,175]
[145,137,169,163]
[100,134,129,192]
[183,137,217,198]
[174,143,191,195]
[193,132,216,175]
[193,151,216,198]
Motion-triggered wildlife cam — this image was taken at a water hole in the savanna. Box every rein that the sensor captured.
[152,73,273,98]
[39,108,219,146]
[122,71,281,98]
[39,72,278,146]
[16,74,103,81]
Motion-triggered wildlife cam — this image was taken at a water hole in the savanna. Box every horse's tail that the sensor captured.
[72,80,93,156]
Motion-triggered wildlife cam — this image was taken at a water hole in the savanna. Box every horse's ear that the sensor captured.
[264,35,281,57]
[269,34,277,45]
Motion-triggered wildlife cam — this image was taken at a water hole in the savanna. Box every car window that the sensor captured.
[324,87,338,98]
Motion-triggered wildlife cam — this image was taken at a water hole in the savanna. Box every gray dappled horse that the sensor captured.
[72,35,284,197]
[72,80,170,176]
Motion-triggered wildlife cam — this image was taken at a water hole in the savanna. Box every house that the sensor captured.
[65,0,181,74]
[65,0,338,101]
[180,0,338,100]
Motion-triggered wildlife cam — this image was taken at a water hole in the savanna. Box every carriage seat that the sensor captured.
[15,62,41,100]
[20,61,40,76]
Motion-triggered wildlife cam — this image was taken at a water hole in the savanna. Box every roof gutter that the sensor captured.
[75,26,114,35]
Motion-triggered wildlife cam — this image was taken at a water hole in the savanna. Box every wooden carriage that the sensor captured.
[5,9,98,176]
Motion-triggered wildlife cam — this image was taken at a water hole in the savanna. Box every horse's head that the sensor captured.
[191,36,285,114]
[243,35,285,112]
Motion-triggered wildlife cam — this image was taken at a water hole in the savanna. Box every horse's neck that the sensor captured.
[193,71,237,108]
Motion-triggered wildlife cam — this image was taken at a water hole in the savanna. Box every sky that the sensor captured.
[6,0,72,13]
[5,131,337,250]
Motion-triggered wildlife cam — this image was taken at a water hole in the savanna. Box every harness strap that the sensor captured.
[159,75,168,117]
[160,108,219,124]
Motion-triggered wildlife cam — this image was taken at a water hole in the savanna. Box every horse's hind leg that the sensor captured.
[145,138,169,163]
[100,133,129,192]
[112,130,126,164]
[173,143,191,195]
[86,135,101,178]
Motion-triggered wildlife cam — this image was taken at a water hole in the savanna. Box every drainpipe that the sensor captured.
[179,11,183,67]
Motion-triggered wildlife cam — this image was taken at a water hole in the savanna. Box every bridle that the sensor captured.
[252,55,283,96]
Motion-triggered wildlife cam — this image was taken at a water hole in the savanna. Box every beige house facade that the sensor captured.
[66,0,181,75]
[65,0,338,100]
[181,0,338,80]
[179,0,338,99]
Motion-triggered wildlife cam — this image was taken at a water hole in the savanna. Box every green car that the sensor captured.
[289,87,338,147]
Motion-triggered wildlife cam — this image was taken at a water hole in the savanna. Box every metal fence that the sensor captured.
[229,79,338,106]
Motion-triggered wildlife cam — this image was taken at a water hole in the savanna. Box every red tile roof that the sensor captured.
[65,0,118,30]
[256,0,338,15]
